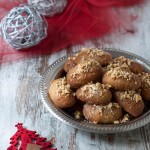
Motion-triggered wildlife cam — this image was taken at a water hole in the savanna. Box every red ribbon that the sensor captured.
[0,0,146,63]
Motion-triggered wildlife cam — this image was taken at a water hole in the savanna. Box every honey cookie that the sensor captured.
[67,59,103,88]
[139,72,150,101]
[102,67,141,90]
[75,48,112,66]
[83,103,122,124]
[115,90,144,117]
[107,56,144,74]
[76,82,112,105]
[49,77,76,108]
[63,48,112,72]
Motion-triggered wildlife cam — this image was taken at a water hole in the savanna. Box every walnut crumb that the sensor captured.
[121,114,130,123]
[107,67,132,80]
[80,82,108,98]
[120,91,142,103]
[81,48,106,57]
[114,114,130,124]
[139,73,150,88]
[71,59,99,78]
[114,56,133,66]
[114,103,120,108]
[107,103,113,109]
[95,103,119,114]
[114,120,120,124]
[107,56,133,71]
[56,77,72,97]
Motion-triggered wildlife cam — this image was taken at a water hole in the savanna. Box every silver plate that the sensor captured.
[40,48,150,133]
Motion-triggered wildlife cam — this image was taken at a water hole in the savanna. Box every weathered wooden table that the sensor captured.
[1,2,150,150]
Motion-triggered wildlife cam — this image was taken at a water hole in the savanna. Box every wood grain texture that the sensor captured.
[1,2,150,150]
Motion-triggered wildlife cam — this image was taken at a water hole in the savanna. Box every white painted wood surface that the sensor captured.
[1,1,150,150]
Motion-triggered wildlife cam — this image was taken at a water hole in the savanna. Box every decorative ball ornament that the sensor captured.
[28,0,68,16]
[0,4,48,50]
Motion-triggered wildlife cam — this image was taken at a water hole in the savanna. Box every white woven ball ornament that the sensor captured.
[0,4,48,50]
[28,0,67,16]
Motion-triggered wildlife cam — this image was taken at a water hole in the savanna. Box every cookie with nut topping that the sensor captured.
[107,56,144,74]
[115,90,144,117]
[75,48,112,66]
[66,59,103,88]
[63,48,112,72]
[49,48,150,125]
[83,103,122,124]
[76,82,112,105]
[49,77,76,108]
[102,67,141,90]
[139,72,150,101]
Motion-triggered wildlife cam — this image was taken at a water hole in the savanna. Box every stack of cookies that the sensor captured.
[49,48,150,124]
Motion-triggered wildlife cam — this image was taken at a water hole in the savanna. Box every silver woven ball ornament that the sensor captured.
[28,0,67,16]
[0,4,48,50]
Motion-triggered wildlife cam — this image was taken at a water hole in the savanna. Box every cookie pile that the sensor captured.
[49,48,150,124]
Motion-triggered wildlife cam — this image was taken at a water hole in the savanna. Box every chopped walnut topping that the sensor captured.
[107,103,113,108]
[105,103,119,109]
[81,48,106,57]
[78,59,99,72]
[87,104,103,118]
[114,56,133,66]
[139,73,150,88]
[107,61,129,71]
[95,105,103,114]
[95,103,120,114]
[106,56,133,71]
[114,103,120,108]
[120,91,142,103]
[80,82,109,98]
[56,77,72,97]
[107,67,132,80]
[71,59,100,77]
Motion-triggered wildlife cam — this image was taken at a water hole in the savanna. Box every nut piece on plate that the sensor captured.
[139,72,150,101]
[74,110,83,120]
[107,56,144,74]
[63,48,112,72]
[76,82,112,105]
[66,59,103,88]
[49,77,76,108]
[114,114,130,124]
[102,67,141,90]
[115,91,144,117]
[83,103,122,124]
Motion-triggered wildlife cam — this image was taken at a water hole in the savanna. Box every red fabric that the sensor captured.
[0,0,146,63]
[7,123,57,150]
